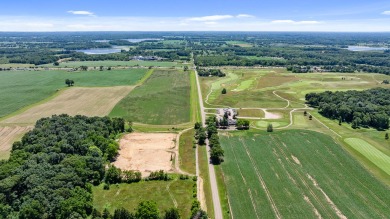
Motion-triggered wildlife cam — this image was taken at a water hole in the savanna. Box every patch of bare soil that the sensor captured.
[263,109,282,119]
[113,133,177,177]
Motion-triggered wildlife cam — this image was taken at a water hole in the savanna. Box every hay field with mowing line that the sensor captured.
[220,130,390,219]
[0,69,146,118]
[110,70,191,125]
[1,86,133,125]
[0,126,32,160]
[345,138,390,175]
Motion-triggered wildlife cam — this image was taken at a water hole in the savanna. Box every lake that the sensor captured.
[347,46,389,51]
[76,48,122,55]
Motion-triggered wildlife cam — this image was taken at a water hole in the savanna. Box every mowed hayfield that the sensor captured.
[220,130,390,219]
[1,86,133,125]
[0,125,32,160]
[110,70,191,125]
[41,60,188,68]
[0,69,147,118]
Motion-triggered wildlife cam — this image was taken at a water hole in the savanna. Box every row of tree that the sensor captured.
[305,88,390,130]
[197,68,226,77]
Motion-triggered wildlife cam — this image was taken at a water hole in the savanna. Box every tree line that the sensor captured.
[305,88,390,130]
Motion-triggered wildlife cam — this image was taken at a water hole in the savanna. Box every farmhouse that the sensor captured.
[216,108,237,127]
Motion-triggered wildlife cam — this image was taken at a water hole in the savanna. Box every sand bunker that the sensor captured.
[113,133,177,177]
[263,109,282,119]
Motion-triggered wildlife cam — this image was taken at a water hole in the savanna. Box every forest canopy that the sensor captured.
[0,115,125,218]
[305,88,390,130]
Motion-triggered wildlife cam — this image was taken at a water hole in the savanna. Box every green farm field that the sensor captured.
[93,180,194,218]
[110,70,191,125]
[42,60,187,68]
[179,129,196,175]
[0,69,147,118]
[220,130,390,219]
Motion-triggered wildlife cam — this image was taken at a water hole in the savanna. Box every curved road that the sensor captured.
[194,64,224,219]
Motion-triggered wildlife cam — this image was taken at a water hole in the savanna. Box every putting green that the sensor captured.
[345,138,390,175]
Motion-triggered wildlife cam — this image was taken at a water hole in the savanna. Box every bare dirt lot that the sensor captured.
[1,86,133,125]
[0,126,32,159]
[113,133,178,177]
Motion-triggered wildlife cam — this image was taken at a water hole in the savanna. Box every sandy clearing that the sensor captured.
[0,126,33,159]
[113,133,178,177]
[1,86,133,125]
[263,109,282,119]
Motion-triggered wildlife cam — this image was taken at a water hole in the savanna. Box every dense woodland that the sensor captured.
[197,68,226,77]
[0,115,126,218]
[305,88,390,130]
[1,32,390,75]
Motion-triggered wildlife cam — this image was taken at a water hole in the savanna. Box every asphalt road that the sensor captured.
[194,64,223,219]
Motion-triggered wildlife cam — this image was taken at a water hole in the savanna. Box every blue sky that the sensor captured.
[1,0,390,31]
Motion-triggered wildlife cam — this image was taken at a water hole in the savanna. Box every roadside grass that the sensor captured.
[179,129,196,175]
[41,60,187,68]
[0,69,146,118]
[198,146,214,218]
[220,130,390,219]
[345,138,390,175]
[110,70,191,125]
[190,71,202,123]
[214,165,231,219]
[92,179,194,218]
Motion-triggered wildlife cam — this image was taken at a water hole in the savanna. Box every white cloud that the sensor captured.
[204,22,218,25]
[187,15,233,22]
[67,10,94,16]
[272,20,320,25]
[382,11,390,15]
[237,14,255,18]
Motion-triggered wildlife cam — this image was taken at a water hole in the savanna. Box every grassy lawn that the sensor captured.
[0,69,146,118]
[220,130,390,219]
[214,165,231,219]
[179,129,196,175]
[110,70,191,125]
[92,179,194,218]
[41,60,187,68]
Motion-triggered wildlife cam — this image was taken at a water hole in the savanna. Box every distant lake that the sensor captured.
[76,48,121,55]
[94,38,163,43]
[347,46,389,51]
[124,38,163,43]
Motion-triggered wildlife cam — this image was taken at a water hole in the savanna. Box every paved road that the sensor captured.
[194,64,224,219]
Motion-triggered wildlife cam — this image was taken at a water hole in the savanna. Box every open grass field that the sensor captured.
[110,70,191,125]
[225,41,253,47]
[345,138,390,175]
[179,129,196,175]
[0,63,35,68]
[42,60,187,68]
[220,130,390,219]
[0,69,147,118]
[237,109,265,118]
[93,180,194,218]
[1,86,133,125]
